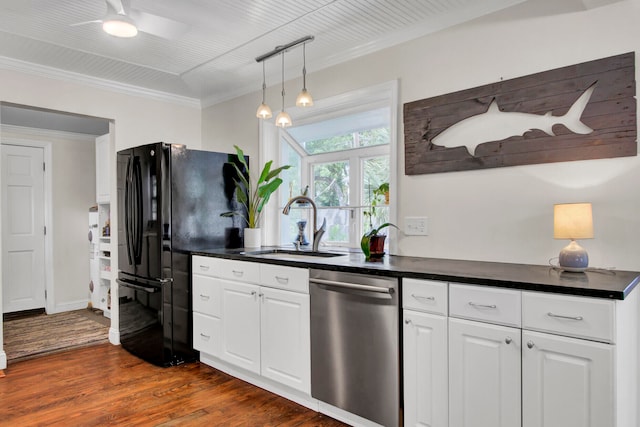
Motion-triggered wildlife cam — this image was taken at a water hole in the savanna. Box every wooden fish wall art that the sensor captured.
[403,52,636,175]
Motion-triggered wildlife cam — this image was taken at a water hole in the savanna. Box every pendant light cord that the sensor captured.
[261,61,267,103]
[302,43,307,90]
[281,52,286,111]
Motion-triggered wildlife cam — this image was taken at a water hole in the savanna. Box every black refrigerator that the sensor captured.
[116,142,246,366]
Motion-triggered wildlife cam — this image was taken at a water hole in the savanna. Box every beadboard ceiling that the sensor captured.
[0,0,529,106]
[0,0,621,106]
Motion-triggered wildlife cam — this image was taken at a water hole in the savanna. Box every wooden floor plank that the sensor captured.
[0,343,347,427]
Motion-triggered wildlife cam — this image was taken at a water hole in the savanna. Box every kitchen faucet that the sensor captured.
[282,196,327,252]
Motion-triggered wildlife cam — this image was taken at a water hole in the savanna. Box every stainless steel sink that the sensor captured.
[240,249,347,261]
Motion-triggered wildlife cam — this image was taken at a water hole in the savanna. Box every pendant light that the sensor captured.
[256,61,272,119]
[275,52,292,128]
[295,42,313,107]
[255,35,314,124]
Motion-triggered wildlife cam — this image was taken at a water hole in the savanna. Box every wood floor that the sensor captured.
[0,343,347,426]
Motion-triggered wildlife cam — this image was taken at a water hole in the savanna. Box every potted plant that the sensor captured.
[221,145,290,248]
[361,222,398,261]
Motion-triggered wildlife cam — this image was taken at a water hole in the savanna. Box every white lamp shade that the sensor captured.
[296,89,314,107]
[275,110,292,128]
[554,203,593,239]
[256,103,272,119]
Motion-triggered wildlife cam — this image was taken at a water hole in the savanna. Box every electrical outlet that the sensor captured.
[405,217,428,236]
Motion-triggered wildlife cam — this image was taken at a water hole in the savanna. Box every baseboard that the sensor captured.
[50,300,89,314]
[318,401,386,427]
[0,349,6,370]
[109,328,120,345]
[200,353,318,412]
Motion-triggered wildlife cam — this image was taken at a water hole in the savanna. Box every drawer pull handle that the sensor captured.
[199,265,210,271]
[200,333,210,340]
[251,291,257,296]
[505,337,512,345]
[232,270,244,277]
[527,341,535,349]
[468,302,497,309]
[547,312,584,321]
[405,319,412,325]
[275,276,289,284]
[412,294,435,302]
[199,294,210,300]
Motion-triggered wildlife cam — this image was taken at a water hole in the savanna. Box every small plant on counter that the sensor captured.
[220,145,291,229]
[361,222,398,261]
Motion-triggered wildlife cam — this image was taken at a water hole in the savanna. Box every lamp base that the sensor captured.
[558,240,589,273]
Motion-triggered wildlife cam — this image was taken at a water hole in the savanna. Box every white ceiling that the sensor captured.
[0,0,533,106]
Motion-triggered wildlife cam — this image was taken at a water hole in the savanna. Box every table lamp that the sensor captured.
[553,203,593,272]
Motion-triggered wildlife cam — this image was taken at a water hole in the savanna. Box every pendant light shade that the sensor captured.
[256,61,272,119]
[296,43,313,107]
[275,110,292,127]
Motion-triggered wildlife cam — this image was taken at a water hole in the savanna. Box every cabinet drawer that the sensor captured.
[193,312,221,357]
[522,292,615,343]
[260,264,309,294]
[192,275,222,317]
[450,284,521,327]
[403,278,448,315]
[192,256,260,283]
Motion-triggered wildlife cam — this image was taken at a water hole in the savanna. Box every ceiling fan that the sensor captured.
[71,0,188,39]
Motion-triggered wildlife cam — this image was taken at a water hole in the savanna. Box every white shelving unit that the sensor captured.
[95,133,112,318]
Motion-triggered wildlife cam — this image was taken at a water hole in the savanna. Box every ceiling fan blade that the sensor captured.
[128,10,189,39]
[105,0,126,15]
[70,19,103,27]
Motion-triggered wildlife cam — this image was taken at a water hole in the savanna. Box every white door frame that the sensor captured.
[0,136,54,315]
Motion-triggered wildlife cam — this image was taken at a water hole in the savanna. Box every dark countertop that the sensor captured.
[192,248,640,300]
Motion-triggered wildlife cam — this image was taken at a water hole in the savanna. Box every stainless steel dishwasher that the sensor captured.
[309,269,400,427]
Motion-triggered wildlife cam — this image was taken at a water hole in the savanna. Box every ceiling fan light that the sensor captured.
[275,111,292,128]
[296,88,314,107]
[256,103,273,119]
[102,16,138,38]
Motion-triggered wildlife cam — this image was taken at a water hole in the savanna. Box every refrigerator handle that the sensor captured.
[132,157,143,263]
[124,156,134,265]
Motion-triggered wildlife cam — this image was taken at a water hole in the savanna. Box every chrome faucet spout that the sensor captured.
[282,195,326,251]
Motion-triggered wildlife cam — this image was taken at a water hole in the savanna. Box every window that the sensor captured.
[262,81,397,250]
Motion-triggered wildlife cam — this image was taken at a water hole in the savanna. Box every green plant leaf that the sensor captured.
[360,235,371,259]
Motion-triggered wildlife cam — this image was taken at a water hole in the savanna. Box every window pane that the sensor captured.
[280,138,302,204]
[318,208,349,244]
[358,127,390,147]
[362,156,390,232]
[313,161,349,207]
[303,135,353,154]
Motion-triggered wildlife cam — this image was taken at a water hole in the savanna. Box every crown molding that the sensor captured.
[0,56,201,109]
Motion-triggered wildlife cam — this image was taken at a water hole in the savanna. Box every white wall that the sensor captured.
[0,66,202,363]
[202,0,640,271]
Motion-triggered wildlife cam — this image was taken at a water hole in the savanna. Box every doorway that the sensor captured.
[0,103,111,364]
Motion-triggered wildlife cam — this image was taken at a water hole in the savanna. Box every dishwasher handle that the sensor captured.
[310,278,395,295]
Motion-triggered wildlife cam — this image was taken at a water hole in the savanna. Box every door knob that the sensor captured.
[527,341,535,349]
[505,337,512,344]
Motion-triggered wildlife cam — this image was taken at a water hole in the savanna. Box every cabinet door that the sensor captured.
[449,318,521,427]
[260,287,310,393]
[403,310,448,427]
[95,134,110,203]
[220,280,261,374]
[522,330,614,427]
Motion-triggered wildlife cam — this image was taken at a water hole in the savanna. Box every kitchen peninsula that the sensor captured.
[192,249,640,427]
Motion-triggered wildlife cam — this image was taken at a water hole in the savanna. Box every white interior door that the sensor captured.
[1,144,46,313]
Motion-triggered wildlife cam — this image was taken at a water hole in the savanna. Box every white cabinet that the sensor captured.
[260,286,310,392]
[522,330,614,427]
[403,309,448,427]
[191,256,311,394]
[221,280,261,373]
[449,318,521,427]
